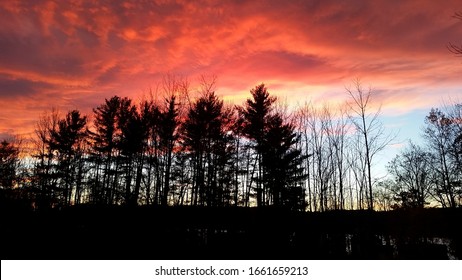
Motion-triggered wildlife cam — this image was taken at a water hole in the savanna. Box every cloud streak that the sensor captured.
[0,0,461,138]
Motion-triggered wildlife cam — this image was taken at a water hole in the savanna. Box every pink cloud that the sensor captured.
[0,0,461,138]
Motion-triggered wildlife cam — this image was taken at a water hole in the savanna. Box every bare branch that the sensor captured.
[454,11,462,21]
[448,12,462,56]
[448,42,462,55]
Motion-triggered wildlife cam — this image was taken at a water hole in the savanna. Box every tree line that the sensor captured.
[1,78,461,211]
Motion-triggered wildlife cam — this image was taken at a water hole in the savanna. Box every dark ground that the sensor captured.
[2,201,461,260]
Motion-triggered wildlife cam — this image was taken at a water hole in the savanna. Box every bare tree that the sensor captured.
[324,104,351,210]
[386,142,433,208]
[346,80,394,210]
[294,103,314,211]
[423,107,461,208]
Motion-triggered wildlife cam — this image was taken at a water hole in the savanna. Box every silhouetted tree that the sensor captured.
[158,95,180,206]
[230,108,246,206]
[423,108,461,208]
[143,99,162,205]
[170,149,192,205]
[347,80,393,210]
[117,98,150,206]
[295,102,352,211]
[183,92,218,205]
[49,110,88,206]
[215,105,238,206]
[294,103,316,211]
[261,113,306,209]
[13,77,462,212]
[31,109,60,208]
[386,142,432,208]
[240,84,277,207]
[325,105,350,210]
[182,90,229,206]
[0,139,20,189]
[445,103,462,176]
[302,104,329,211]
[374,180,394,211]
[90,96,122,204]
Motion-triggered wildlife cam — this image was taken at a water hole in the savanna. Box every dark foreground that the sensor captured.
[2,205,461,260]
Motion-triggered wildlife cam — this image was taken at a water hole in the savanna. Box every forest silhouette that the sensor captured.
[1,79,461,260]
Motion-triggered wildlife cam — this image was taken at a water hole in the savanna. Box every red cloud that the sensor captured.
[0,0,461,138]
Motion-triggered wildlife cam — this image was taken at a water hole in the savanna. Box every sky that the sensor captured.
[0,0,461,173]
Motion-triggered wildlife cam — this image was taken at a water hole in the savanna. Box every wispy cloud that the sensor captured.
[0,0,461,138]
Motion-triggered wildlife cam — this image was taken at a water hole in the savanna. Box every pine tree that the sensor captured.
[240,84,276,207]
[262,114,307,209]
[0,140,20,189]
[90,96,122,204]
[49,110,88,206]
[182,91,229,206]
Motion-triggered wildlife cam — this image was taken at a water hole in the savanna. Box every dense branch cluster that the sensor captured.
[1,81,461,210]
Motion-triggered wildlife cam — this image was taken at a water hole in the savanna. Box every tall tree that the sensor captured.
[231,108,246,206]
[261,113,306,209]
[294,103,316,211]
[325,105,350,210]
[32,109,60,208]
[142,75,190,206]
[158,95,180,206]
[347,80,393,210]
[240,84,277,207]
[423,108,461,208]
[445,103,462,175]
[49,110,88,206]
[91,96,122,204]
[117,98,149,206]
[182,90,230,206]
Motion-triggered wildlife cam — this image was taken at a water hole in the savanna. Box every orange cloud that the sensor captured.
[0,0,461,140]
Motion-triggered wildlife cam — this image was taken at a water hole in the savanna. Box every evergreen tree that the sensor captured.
[182,91,230,206]
[0,140,20,189]
[158,95,180,206]
[262,114,307,209]
[117,98,149,206]
[240,84,276,207]
[90,96,122,204]
[49,110,88,206]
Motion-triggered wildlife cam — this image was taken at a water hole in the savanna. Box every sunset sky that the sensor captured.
[0,0,461,173]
